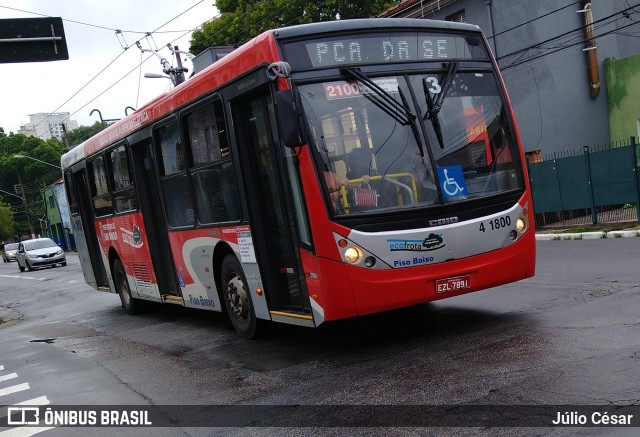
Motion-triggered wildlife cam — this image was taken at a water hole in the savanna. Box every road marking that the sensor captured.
[0,366,52,436]
[0,383,29,397]
[0,396,50,419]
[0,275,45,282]
[0,427,55,437]
[0,373,18,383]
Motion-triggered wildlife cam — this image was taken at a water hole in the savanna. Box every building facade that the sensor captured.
[379,0,640,155]
[18,112,78,141]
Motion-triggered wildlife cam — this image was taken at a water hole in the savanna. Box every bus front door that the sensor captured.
[231,86,310,316]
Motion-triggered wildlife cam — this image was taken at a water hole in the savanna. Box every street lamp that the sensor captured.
[144,73,171,79]
[13,154,61,169]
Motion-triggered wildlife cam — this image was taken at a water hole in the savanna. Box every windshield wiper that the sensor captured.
[422,61,459,149]
[341,67,425,158]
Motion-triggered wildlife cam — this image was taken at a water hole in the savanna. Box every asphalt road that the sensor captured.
[1,238,639,436]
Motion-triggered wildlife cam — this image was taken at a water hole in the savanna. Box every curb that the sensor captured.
[536,230,639,241]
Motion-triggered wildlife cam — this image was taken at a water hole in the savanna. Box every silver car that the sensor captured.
[2,243,19,262]
[16,238,66,272]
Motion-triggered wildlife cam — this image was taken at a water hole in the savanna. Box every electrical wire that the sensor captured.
[497,3,640,63]
[60,2,306,125]
[28,1,207,131]
[487,1,582,40]
[502,19,640,71]
[0,4,198,33]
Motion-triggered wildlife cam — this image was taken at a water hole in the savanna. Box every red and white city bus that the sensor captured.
[61,18,535,338]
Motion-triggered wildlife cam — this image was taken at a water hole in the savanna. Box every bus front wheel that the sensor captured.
[221,255,260,339]
[113,259,139,315]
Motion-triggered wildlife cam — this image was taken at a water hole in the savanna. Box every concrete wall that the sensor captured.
[400,0,639,154]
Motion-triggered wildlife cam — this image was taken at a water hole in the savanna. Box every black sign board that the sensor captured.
[282,32,486,70]
[0,17,68,63]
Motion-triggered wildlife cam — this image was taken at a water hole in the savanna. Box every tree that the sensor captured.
[0,133,65,238]
[65,122,108,148]
[0,200,13,240]
[189,0,399,53]
[0,127,5,138]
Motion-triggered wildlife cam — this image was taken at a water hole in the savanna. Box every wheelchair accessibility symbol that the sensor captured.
[437,166,466,199]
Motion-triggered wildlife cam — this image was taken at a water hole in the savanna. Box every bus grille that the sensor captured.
[133,263,154,289]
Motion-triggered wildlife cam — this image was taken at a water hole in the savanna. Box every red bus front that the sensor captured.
[275,24,535,322]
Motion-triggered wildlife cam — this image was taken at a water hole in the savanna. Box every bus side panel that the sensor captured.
[164,226,269,317]
[94,212,162,301]
[341,230,535,318]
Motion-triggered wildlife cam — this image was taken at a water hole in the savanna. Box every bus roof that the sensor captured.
[272,17,481,40]
[61,18,482,169]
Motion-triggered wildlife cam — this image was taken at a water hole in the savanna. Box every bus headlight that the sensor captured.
[516,217,527,233]
[344,247,362,263]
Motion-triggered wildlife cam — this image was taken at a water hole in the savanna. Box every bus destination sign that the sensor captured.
[283,33,486,69]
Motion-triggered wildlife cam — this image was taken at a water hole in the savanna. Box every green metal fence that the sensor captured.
[529,138,640,228]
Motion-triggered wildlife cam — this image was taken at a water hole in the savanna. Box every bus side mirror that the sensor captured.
[276,90,307,148]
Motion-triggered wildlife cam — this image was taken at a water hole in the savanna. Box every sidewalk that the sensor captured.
[535,225,640,241]
[536,230,640,241]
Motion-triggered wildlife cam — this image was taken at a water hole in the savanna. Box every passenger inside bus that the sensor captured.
[323,162,374,213]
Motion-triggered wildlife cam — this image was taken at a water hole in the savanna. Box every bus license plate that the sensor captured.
[435,275,471,294]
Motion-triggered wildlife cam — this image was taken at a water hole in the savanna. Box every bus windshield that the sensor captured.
[299,71,523,215]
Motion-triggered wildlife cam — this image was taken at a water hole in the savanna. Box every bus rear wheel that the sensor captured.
[221,255,260,339]
[113,259,139,315]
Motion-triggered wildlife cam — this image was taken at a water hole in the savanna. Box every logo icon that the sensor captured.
[121,225,144,249]
[387,233,445,252]
[437,165,466,199]
[7,407,40,425]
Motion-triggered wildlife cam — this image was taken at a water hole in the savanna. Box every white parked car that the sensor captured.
[16,238,66,272]
[2,243,19,262]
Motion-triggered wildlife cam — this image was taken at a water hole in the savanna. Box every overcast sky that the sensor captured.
[0,1,217,134]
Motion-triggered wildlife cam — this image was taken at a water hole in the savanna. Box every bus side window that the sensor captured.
[184,99,241,224]
[63,171,79,215]
[110,145,138,213]
[88,156,114,217]
[155,121,195,227]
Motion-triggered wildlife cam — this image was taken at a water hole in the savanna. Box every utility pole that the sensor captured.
[15,171,35,238]
[61,123,70,150]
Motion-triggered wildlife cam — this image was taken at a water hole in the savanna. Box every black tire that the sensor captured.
[18,262,25,272]
[113,259,139,315]
[220,255,261,339]
[26,260,34,271]
[61,261,67,267]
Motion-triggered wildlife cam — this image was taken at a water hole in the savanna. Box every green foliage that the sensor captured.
[0,132,66,237]
[65,122,108,148]
[190,0,400,53]
[0,200,13,240]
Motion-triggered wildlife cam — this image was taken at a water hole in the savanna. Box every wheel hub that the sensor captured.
[226,275,248,321]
